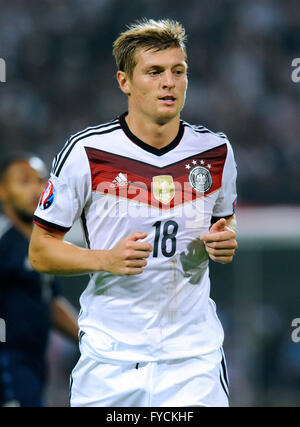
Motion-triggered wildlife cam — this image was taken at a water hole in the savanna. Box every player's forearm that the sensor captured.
[29,232,109,275]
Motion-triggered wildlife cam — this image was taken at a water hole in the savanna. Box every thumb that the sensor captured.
[129,231,148,241]
[209,218,226,233]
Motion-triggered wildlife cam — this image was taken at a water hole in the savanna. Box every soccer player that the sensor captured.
[0,153,79,407]
[29,19,237,407]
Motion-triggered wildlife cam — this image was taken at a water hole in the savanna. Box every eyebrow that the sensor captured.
[143,63,187,71]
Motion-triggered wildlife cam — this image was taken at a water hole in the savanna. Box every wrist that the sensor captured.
[89,249,111,272]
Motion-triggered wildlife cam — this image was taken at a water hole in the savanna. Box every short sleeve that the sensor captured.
[33,141,91,232]
[212,140,237,218]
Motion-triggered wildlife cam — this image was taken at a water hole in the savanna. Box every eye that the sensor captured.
[149,70,160,76]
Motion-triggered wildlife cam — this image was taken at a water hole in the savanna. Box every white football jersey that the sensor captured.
[34,113,237,363]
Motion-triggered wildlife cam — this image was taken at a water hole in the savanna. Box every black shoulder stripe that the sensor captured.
[194,129,227,138]
[183,122,205,131]
[54,125,121,177]
[52,119,119,174]
[184,123,227,139]
[51,138,71,174]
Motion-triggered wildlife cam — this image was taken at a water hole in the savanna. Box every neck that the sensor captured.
[4,206,33,239]
[125,111,180,149]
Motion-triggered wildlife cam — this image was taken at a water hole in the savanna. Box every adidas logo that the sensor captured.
[110,172,131,188]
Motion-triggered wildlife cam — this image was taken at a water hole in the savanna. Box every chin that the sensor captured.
[156,109,179,123]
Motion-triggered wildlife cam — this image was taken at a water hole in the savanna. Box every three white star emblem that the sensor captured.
[186,159,212,170]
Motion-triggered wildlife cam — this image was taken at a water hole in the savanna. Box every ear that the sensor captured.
[117,71,131,96]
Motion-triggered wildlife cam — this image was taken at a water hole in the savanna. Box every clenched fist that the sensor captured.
[200,218,237,264]
[104,232,153,275]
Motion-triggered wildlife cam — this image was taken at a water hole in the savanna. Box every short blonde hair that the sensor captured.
[113,18,187,78]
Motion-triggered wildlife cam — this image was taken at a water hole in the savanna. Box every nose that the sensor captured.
[162,70,175,89]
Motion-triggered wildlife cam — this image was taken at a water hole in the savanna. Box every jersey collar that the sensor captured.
[118,112,184,157]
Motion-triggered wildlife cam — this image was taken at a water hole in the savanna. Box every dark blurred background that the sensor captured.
[0,0,299,406]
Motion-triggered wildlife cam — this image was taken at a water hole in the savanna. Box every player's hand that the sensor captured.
[200,218,237,264]
[104,232,153,275]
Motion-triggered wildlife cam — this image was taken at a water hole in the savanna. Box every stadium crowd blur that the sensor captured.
[0,0,300,206]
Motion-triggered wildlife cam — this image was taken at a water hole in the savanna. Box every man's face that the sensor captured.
[0,160,46,222]
[125,47,188,124]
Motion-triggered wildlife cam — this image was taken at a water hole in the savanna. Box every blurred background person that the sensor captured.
[0,152,79,407]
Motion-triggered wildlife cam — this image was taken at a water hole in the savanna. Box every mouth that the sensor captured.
[158,96,176,106]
